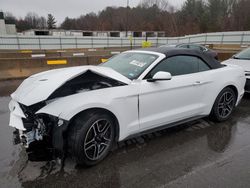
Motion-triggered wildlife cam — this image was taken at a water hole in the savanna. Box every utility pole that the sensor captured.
[126,0,129,37]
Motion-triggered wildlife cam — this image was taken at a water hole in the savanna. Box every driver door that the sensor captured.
[139,55,210,131]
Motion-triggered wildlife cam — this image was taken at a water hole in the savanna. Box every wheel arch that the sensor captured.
[213,84,239,106]
[226,85,238,100]
[209,84,239,122]
[68,107,120,142]
[210,84,239,114]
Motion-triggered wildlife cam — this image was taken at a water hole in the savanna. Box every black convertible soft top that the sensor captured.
[136,47,222,69]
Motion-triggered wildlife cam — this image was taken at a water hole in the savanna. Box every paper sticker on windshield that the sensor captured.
[129,60,147,68]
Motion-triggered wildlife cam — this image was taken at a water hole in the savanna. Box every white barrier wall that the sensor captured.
[0,31,250,50]
[0,20,6,35]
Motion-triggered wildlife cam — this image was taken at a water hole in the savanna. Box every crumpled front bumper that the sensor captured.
[9,100,26,130]
[9,99,69,161]
[9,100,41,148]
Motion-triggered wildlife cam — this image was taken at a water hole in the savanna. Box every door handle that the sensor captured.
[193,81,202,86]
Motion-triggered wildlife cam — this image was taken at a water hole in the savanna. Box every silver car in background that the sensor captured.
[222,47,250,93]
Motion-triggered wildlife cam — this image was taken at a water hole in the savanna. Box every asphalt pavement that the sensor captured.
[0,81,250,188]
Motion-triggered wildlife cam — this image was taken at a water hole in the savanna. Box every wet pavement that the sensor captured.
[0,81,250,188]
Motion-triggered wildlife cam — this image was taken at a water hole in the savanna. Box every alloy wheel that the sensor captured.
[84,119,112,160]
[217,91,235,118]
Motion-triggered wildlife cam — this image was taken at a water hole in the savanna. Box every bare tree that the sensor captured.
[24,12,40,28]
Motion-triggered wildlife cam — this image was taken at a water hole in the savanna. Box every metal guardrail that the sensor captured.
[0,31,250,50]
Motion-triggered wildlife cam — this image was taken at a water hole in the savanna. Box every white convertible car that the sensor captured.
[222,47,250,93]
[9,47,246,165]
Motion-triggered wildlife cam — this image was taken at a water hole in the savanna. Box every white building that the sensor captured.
[22,28,165,38]
[0,12,17,35]
[0,19,6,35]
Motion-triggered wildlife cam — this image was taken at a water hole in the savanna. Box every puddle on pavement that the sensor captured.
[0,93,250,188]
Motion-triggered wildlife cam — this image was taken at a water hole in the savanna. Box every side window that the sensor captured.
[146,55,210,78]
[198,58,210,72]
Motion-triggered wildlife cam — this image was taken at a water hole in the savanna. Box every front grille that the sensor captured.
[18,102,51,135]
[22,118,35,131]
[19,103,33,118]
[18,103,37,130]
[19,102,46,118]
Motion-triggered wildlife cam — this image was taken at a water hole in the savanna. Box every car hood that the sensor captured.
[11,65,131,106]
[222,58,250,72]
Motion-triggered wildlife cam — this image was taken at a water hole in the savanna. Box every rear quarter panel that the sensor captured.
[202,64,246,115]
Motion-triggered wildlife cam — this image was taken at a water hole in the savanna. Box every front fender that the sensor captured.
[36,87,140,141]
[37,91,117,120]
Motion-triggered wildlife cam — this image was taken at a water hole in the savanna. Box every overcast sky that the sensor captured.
[1,0,186,23]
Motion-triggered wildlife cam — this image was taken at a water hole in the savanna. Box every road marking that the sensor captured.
[57,50,66,53]
[20,50,32,53]
[110,51,120,55]
[73,53,85,56]
[101,59,108,63]
[47,60,67,65]
[31,54,46,58]
[88,49,97,51]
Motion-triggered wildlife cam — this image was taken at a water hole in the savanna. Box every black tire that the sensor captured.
[68,110,115,166]
[209,87,237,122]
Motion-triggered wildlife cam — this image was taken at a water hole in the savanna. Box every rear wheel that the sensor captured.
[68,110,115,166]
[210,87,237,122]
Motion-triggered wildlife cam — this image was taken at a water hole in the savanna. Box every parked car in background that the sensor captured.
[222,47,250,93]
[9,47,245,166]
[160,43,218,60]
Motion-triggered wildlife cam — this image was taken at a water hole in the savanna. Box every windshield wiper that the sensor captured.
[232,56,240,59]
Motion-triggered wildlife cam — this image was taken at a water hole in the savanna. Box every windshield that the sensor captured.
[234,48,250,60]
[101,52,158,80]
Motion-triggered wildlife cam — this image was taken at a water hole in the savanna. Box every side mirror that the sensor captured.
[147,71,172,82]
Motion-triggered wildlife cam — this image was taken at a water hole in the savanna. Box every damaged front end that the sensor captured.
[9,67,128,162]
[11,101,68,161]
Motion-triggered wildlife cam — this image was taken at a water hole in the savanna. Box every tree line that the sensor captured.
[4,0,250,36]
[4,13,57,31]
